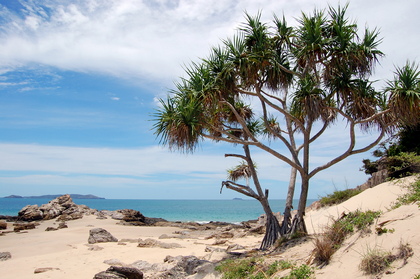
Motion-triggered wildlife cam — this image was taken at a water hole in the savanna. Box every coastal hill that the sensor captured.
[3,194,104,199]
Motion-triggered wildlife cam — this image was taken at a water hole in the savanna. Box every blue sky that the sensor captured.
[0,0,419,199]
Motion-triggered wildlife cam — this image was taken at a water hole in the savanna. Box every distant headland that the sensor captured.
[3,194,105,199]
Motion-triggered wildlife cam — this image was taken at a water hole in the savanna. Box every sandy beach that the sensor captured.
[1,176,419,278]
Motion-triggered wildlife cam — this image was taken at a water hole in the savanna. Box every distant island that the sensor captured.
[3,194,105,199]
[232,198,243,200]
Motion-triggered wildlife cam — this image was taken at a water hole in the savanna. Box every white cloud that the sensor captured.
[0,143,230,177]
[1,0,416,86]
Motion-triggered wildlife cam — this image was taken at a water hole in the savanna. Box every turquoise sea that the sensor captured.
[0,198,317,223]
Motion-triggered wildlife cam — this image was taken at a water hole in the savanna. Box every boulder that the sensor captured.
[94,266,143,279]
[88,228,118,244]
[0,252,12,261]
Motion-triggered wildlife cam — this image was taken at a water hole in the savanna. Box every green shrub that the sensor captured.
[215,258,259,279]
[215,258,286,279]
[387,152,420,178]
[284,264,314,279]
[394,178,420,208]
[319,188,362,207]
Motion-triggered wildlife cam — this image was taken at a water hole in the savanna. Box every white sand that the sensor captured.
[1,176,419,279]
[0,214,261,278]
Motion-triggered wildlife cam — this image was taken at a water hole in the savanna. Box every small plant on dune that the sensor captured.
[395,241,414,265]
[313,236,335,265]
[359,248,394,275]
[359,242,414,275]
[318,188,362,207]
[215,257,287,279]
[215,258,260,279]
[313,210,381,265]
[283,264,314,279]
[278,260,295,270]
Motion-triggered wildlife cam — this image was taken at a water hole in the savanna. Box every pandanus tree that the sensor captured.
[153,4,420,247]
[222,149,282,249]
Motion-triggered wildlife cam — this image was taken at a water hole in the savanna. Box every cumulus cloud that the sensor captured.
[1,0,416,86]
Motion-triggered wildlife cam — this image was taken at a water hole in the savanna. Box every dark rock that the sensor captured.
[45,227,58,231]
[58,222,68,229]
[13,222,37,231]
[0,252,12,261]
[94,266,143,279]
[0,220,7,230]
[88,228,118,244]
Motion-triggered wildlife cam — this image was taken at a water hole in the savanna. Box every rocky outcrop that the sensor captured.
[357,169,389,191]
[94,266,143,279]
[88,228,118,244]
[17,194,97,221]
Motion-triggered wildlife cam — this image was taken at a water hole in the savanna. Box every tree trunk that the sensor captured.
[240,144,282,249]
[280,166,297,235]
[289,177,309,235]
[259,198,282,250]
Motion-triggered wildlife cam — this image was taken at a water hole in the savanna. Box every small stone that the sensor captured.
[0,252,12,261]
[34,267,60,273]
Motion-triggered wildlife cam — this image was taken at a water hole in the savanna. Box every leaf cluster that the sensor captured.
[153,4,420,154]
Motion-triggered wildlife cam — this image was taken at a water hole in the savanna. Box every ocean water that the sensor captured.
[0,198,316,223]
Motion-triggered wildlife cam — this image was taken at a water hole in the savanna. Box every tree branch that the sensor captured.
[221,181,259,199]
